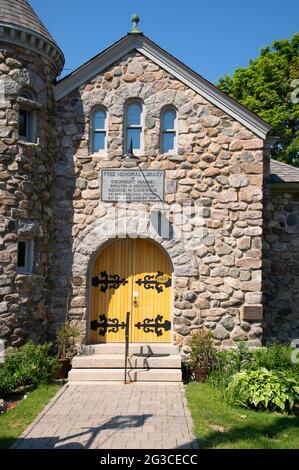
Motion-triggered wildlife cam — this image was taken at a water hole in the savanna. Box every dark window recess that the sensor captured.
[19,109,28,138]
[17,241,26,268]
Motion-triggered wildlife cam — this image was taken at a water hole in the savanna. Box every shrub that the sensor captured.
[187,329,216,369]
[208,342,255,388]
[209,342,299,389]
[225,367,299,412]
[253,342,299,373]
[0,342,58,396]
[57,322,80,360]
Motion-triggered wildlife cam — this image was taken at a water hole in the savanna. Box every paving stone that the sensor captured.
[11,383,197,450]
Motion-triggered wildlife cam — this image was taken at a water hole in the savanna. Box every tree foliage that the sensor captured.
[218,34,299,165]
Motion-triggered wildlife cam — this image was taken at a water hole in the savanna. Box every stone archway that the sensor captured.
[70,214,199,345]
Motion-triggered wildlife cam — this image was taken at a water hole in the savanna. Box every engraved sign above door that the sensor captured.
[101,170,165,202]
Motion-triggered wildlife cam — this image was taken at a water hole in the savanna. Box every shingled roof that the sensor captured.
[0,0,56,45]
[270,159,299,184]
[0,0,64,72]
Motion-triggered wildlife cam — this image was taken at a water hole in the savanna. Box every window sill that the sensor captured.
[16,272,34,276]
[160,151,177,156]
[90,151,108,158]
[129,150,143,157]
[17,139,39,146]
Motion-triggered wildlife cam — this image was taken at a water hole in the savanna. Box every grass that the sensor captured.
[186,382,299,449]
[0,383,61,449]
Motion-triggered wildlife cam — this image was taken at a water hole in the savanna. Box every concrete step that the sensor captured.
[68,368,182,382]
[88,343,180,355]
[72,354,181,369]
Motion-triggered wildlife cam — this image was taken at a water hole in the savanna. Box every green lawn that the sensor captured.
[186,382,299,449]
[0,383,61,449]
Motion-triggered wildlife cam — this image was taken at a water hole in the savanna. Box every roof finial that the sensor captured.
[130,14,141,34]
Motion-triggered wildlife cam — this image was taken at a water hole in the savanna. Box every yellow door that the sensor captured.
[90,239,172,343]
[132,239,172,343]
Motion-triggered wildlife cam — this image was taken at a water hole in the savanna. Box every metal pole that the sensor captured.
[124,311,130,384]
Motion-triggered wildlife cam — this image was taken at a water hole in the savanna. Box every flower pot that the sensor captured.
[55,358,72,380]
[193,366,208,382]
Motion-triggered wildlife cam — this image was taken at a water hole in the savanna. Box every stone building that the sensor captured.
[0,1,298,380]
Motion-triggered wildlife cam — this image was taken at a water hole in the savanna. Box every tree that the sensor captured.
[218,33,299,166]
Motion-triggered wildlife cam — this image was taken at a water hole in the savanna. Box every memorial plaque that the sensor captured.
[241,305,263,321]
[101,169,165,202]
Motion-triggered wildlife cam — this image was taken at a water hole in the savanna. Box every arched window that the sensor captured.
[18,91,36,142]
[161,108,177,153]
[91,108,107,153]
[125,101,143,152]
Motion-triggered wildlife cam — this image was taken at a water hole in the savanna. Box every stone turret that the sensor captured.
[0,0,64,346]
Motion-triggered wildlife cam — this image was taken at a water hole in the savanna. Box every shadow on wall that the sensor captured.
[262,190,299,344]
[48,93,84,342]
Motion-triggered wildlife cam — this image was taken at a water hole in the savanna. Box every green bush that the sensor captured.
[0,342,58,396]
[209,342,299,389]
[254,342,299,373]
[56,322,80,360]
[225,367,299,412]
[208,342,255,388]
[187,329,216,369]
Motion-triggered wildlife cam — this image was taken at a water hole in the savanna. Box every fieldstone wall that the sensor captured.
[263,189,299,343]
[54,50,266,350]
[0,43,58,346]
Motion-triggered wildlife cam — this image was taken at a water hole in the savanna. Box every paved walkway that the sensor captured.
[12,383,198,449]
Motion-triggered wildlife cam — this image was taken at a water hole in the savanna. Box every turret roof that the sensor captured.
[0,0,56,45]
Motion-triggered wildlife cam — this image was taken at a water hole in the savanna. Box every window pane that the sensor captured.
[17,241,26,268]
[163,110,176,130]
[93,131,106,151]
[19,110,28,137]
[163,132,175,152]
[94,110,106,130]
[127,128,141,150]
[127,103,142,126]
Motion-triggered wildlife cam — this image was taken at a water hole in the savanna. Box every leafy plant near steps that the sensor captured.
[56,322,80,360]
[208,342,299,389]
[254,342,299,372]
[208,342,255,388]
[187,328,216,369]
[0,342,58,396]
[225,368,299,413]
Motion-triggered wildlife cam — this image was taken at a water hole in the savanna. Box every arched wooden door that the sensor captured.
[90,239,172,343]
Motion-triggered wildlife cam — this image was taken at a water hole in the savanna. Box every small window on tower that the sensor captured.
[18,91,36,143]
[19,109,30,139]
[17,240,34,274]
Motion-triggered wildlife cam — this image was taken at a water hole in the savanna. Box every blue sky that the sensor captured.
[31,0,299,83]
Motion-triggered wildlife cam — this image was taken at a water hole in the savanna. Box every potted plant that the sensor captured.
[55,322,80,379]
[187,328,216,382]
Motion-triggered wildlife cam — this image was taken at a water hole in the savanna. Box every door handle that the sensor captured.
[133,291,139,306]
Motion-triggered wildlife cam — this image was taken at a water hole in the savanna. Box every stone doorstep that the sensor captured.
[68,368,182,382]
[72,353,181,369]
[88,343,180,355]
